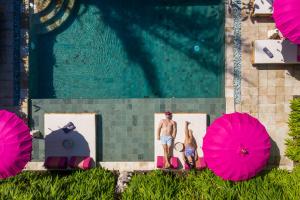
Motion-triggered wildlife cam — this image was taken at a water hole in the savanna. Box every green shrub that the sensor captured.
[286,98,300,162]
[123,168,300,200]
[1,167,300,200]
[121,170,181,199]
[0,168,115,200]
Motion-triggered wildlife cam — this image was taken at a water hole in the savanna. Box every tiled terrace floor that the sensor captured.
[30,98,225,161]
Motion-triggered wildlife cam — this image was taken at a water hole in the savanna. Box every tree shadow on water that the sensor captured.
[31,0,225,98]
[30,1,81,98]
[79,0,224,97]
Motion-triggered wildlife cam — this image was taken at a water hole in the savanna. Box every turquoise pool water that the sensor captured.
[30,0,225,98]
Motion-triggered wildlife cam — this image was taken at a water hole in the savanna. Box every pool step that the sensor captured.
[32,0,76,34]
[33,0,58,19]
[32,0,68,24]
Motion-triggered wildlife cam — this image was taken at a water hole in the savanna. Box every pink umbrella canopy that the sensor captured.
[0,110,32,179]
[273,0,300,44]
[203,112,271,181]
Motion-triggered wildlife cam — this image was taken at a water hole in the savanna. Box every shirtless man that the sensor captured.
[183,121,198,169]
[156,111,177,168]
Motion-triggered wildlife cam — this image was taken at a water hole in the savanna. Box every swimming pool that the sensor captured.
[29,0,225,99]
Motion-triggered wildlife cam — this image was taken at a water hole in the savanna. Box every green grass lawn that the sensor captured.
[1,167,300,200]
[0,168,115,200]
[123,167,300,200]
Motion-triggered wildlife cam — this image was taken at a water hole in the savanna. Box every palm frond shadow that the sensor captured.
[76,0,225,96]
[31,0,225,98]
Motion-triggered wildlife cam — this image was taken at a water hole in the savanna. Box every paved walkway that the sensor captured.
[237,0,300,168]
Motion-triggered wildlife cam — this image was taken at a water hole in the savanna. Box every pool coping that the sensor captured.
[19,0,30,118]
[25,160,294,171]
[224,0,235,113]
[25,161,155,171]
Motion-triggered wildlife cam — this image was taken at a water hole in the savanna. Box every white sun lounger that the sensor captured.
[251,0,273,17]
[252,40,300,64]
[154,113,207,170]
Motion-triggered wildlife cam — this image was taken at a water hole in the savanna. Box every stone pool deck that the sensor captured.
[226,0,299,169]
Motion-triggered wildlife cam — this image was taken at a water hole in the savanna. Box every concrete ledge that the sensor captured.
[24,158,294,171]
[25,161,155,171]
[24,162,46,170]
[99,162,155,171]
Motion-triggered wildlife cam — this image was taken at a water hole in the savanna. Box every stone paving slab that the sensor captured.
[230,0,300,168]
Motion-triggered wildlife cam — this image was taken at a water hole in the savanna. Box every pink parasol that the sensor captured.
[0,110,32,179]
[273,0,300,44]
[203,112,271,181]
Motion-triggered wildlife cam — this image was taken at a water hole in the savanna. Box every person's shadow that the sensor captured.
[45,128,91,159]
[281,40,297,62]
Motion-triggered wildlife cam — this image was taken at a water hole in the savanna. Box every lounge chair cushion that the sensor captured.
[253,0,273,16]
[156,156,179,169]
[69,156,93,170]
[184,157,206,170]
[44,156,68,169]
[253,40,299,64]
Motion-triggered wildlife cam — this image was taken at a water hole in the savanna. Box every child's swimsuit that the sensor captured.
[185,145,196,169]
[185,145,195,157]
